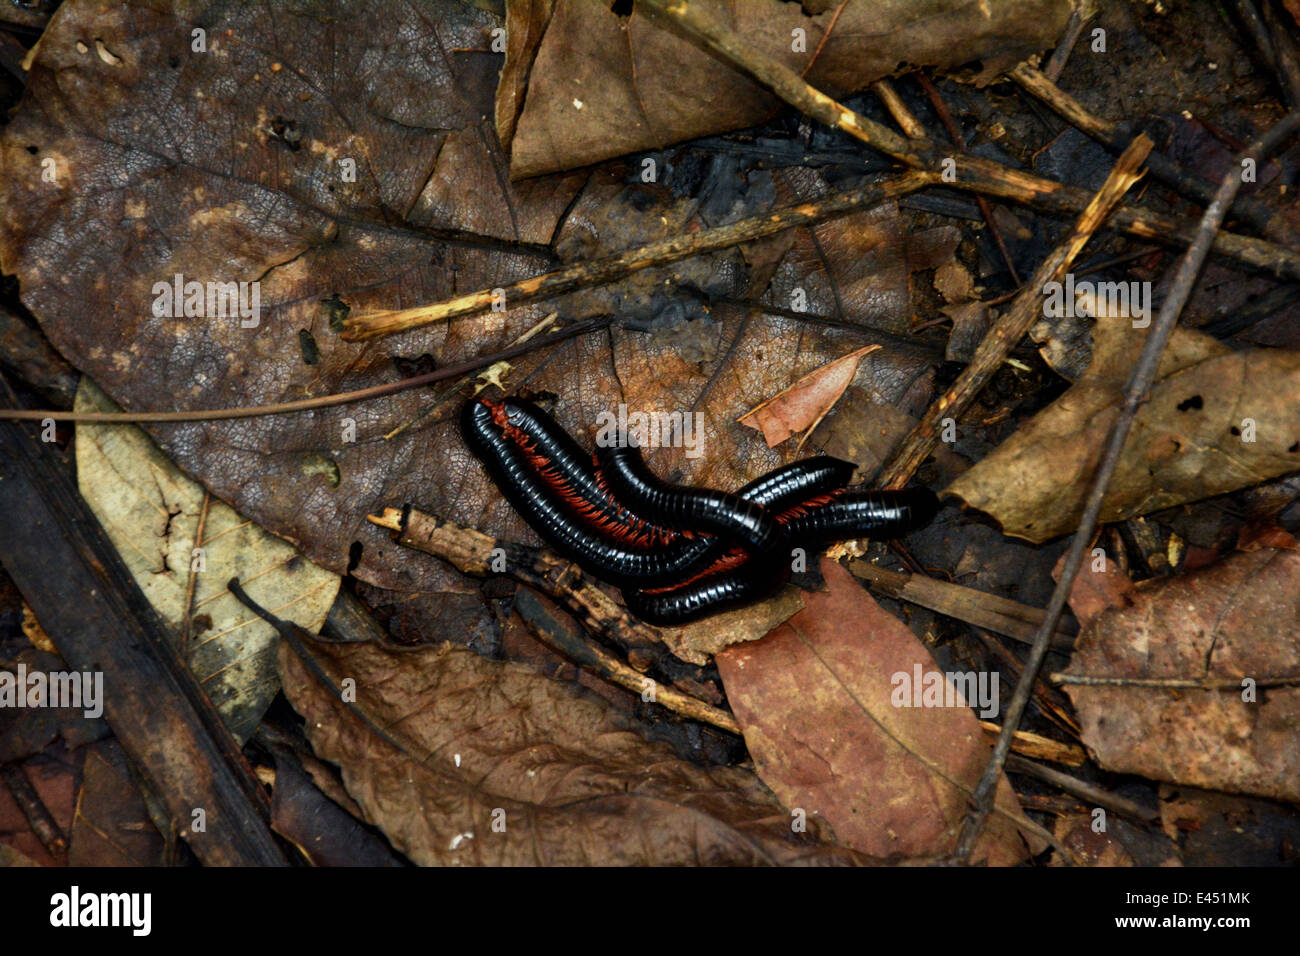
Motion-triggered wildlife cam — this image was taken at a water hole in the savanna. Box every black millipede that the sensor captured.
[462,397,857,587]
[461,399,695,587]
[460,396,940,624]
[486,397,680,549]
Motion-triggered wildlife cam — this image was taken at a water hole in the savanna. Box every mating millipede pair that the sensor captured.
[461,396,939,625]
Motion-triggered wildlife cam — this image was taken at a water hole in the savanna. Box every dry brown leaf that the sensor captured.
[1049,814,1137,867]
[657,585,808,666]
[715,560,1043,864]
[1056,549,1136,627]
[1062,548,1300,802]
[499,0,1074,178]
[946,315,1300,543]
[278,629,871,865]
[68,741,166,867]
[738,345,880,448]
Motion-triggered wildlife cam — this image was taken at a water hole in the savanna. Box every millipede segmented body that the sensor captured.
[460,396,940,624]
[597,443,784,556]
[622,562,792,626]
[488,397,679,549]
[778,487,940,547]
[462,399,703,587]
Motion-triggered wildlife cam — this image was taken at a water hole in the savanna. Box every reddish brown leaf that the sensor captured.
[715,560,1042,864]
[1055,550,1136,627]
[738,345,879,447]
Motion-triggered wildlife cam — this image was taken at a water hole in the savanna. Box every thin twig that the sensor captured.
[180,490,212,657]
[1244,0,1300,107]
[952,110,1300,862]
[341,172,936,340]
[1042,6,1089,82]
[872,79,927,140]
[0,765,67,857]
[0,316,613,424]
[1050,673,1300,690]
[1004,754,1159,825]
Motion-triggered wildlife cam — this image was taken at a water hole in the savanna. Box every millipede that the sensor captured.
[460,395,939,624]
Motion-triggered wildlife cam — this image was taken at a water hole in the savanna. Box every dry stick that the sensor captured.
[638,0,1300,279]
[1262,2,1300,106]
[914,71,1023,285]
[0,315,612,424]
[871,79,928,140]
[340,172,936,340]
[367,506,740,733]
[850,560,1077,649]
[512,588,742,734]
[1050,673,1300,690]
[1004,754,1159,825]
[0,765,67,857]
[1238,0,1300,107]
[952,110,1300,863]
[1010,63,1296,243]
[876,135,1153,490]
[1234,0,1279,78]
[1042,6,1090,82]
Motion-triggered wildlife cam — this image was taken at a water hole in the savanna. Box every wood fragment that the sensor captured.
[871,79,927,139]
[849,561,1077,649]
[978,723,1085,766]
